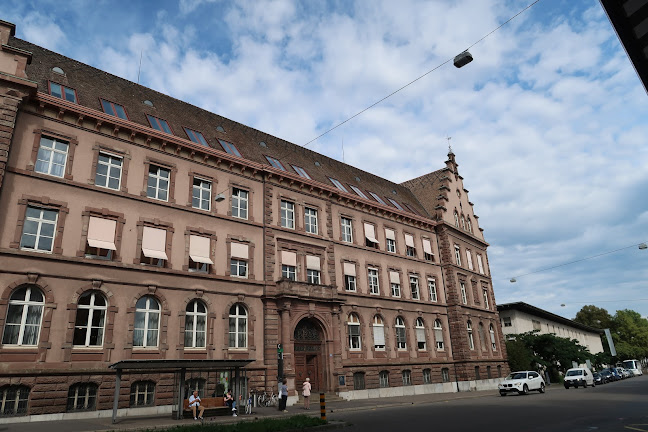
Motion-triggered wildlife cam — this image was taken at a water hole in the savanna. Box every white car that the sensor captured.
[498,371,546,396]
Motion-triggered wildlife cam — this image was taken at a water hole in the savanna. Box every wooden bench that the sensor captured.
[183,397,231,418]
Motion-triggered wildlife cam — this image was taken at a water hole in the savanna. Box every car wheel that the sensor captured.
[500,392,507,397]
[564,383,569,389]
[574,383,579,388]
[539,383,545,393]
[521,384,529,395]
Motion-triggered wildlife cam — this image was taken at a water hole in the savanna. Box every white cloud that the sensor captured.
[20,12,66,52]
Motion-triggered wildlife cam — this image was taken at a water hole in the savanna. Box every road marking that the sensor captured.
[624,425,648,432]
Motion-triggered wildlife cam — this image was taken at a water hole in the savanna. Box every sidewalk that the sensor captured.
[2,388,513,432]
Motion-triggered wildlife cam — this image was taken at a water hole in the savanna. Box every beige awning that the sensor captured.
[422,238,433,255]
[142,227,168,260]
[231,242,249,259]
[405,234,415,248]
[87,217,117,250]
[190,235,213,264]
[364,223,378,243]
[306,255,321,270]
[389,271,400,284]
[281,251,296,266]
[343,262,356,276]
[385,229,395,240]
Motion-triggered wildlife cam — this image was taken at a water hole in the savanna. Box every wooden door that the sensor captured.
[306,354,320,391]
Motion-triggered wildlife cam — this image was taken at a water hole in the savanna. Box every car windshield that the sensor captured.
[506,372,527,380]
[566,370,583,376]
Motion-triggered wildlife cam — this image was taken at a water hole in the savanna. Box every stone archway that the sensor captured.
[293,318,325,392]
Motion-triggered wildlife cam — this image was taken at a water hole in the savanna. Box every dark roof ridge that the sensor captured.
[497,301,604,334]
[400,167,446,186]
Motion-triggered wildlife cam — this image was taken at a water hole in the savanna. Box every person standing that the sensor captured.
[302,377,311,410]
[278,378,288,412]
[188,390,205,420]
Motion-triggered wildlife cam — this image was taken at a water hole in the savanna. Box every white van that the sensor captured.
[564,367,594,388]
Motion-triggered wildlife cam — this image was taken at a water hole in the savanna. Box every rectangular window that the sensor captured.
[141,226,168,267]
[364,223,378,248]
[184,127,208,146]
[349,325,361,350]
[416,325,426,350]
[385,229,396,253]
[454,245,462,266]
[85,216,116,260]
[441,368,450,383]
[410,275,420,300]
[189,235,213,274]
[304,207,318,234]
[20,206,58,253]
[390,271,401,297]
[35,135,69,178]
[146,115,172,134]
[460,282,467,304]
[502,317,512,327]
[265,155,286,171]
[353,372,365,389]
[281,264,296,280]
[379,371,389,387]
[146,165,170,201]
[349,185,368,199]
[95,152,122,190]
[402,370,411,385]
[192,177,211,211]
[396,328,407,350]
[477,254,485,274]
[368,268,379,295]
[100,99,128,119]
[374,323,385,350]
[329,177,348,193]
[49,81,77,102]
[280,200,295,229]
[230,259,248,278]
[231,188,248,219]
[307,269,321,284]
[405,234,416,257]
[423,369,432,384]
[341,217,353,243]
[344,262,356,292]
[422,238,434,261]
[483,288,490,309]
[219,139,242,157]
[466,249,474,271]
[475,366,481,380]
[428,278,437,302]
[291,165,311,179]
[368,191,387,205]
[532,320,542,331]
[388,198,403,210]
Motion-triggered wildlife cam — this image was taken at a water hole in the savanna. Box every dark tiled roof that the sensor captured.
[11,37,433,218]
[497,302,604,334]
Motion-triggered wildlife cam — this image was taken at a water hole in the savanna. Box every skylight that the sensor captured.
[368,191,386,205]
[329,177,348,193]
[291,165,311,179]
[146,114,173,135]
[349,185,368,199]
[388,198,404,210]
[101,99,128,120]
[184,127,209,146]
[265,155,286,171]
[219,139,242,156]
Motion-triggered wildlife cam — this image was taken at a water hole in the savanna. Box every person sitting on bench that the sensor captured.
[189,390,205,420]
[224,389,237,416]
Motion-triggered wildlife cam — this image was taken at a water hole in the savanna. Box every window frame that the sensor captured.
[379,370,389,388]
[219,139,242,157]
[228,304,248,349]
[280,200,295,229]
[265,155,286,171]
[73,291,107,347]
[467,321,475,350]
[34,135,69,178]
[230,258,248,279]
[19,206,59,253]
[282,264,296,280]
[454,245,462,266]
[307,269,321,284]
[146,164,171,202]
[2,285,45,347]
[348,314,361,351]
[146,114,173,135]
[192,177,211,211]
[130,381,155,407]
[402,370,412,386]
[368,191,387,205]
[133,296,160,348]
[95,151,123,190]
[183,127,209,147]
[184,300,207,349]
[0,385,30,416]
[231,187,249,220]
[344,274,357,292]
[409,275,420,300]
[388,198,404,211]
[372,316,385,350]
[490,324,497,351]
[434,319,444,350]
[428,278,438,302]
[48,81,78,103]
[423,368,432,384]
[415,317,426,350]
[291,165,312,179]
[349,185,368,199]
[341,217,353,243]
[368,268,380,295]
[304,207,318,235]
[460,282,468,304]
[395,317,407,350]
[329,177,348,193]
[100,98,129,120]
[67,382,98,412]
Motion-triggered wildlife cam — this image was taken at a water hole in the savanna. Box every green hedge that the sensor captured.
[132,415,327,432]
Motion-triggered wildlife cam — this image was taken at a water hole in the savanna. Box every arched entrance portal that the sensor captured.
[293,318,325,392]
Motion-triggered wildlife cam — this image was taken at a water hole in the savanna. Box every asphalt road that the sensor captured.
[331,375,648,432]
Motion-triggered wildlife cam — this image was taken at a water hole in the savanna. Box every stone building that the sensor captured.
[0,19,508,421]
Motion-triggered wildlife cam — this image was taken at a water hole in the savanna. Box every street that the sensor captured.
[332,376,648,432]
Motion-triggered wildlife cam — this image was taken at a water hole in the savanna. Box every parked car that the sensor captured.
[599,370,613,383]
[619,368,631,378]
[499,371,546,396]
[564,367,594,388]
[614,368,625,379]
[606,368,621,381]
[593,372,604,385]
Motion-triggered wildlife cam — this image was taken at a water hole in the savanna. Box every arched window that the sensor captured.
[379,370,389,388]
[130,381,155,407]
[467,217,473,233]
[348,313,361,350]
[415,317,426,350]
[2,286,44,346]
[372,315,385,350]
[453,211,459,227]
[0,385,29,416]
[73,291,107,347]
[395,317,406,350]
[489,324,497,351]
[185,300,207,348]
[423,368,432,384]
[229,304,247,349]
[402,369,412,386]
[434,319,444,350]
[67,383,98,412]
[478,322,487,351]
[461,215,466,230]
[134,296,160,347]
[467,321,474,350]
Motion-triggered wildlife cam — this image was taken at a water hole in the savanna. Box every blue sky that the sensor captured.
[5,0,648,321]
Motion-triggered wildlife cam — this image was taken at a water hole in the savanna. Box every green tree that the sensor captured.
[611,309,648,360]
[505,338,533,372]
[573,305,613,329]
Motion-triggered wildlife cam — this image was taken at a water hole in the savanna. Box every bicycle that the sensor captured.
[244,393,253,414]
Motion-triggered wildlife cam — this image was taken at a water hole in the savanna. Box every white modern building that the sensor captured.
[497,302,604,354]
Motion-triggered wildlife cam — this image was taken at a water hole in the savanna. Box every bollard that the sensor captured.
[320,392,326,421]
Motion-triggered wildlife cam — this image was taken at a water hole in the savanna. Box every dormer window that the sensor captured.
[265,155,286,171]
[48,81,77,103]
[219,139,242,157]
[349,185,368,199]
[146,115,173,135]
[100,99,128,120]
[291,165,311,179]
[368,191,386,205]
[184,128,208,146]
[388,198,404,211]
[329,177,348,193]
